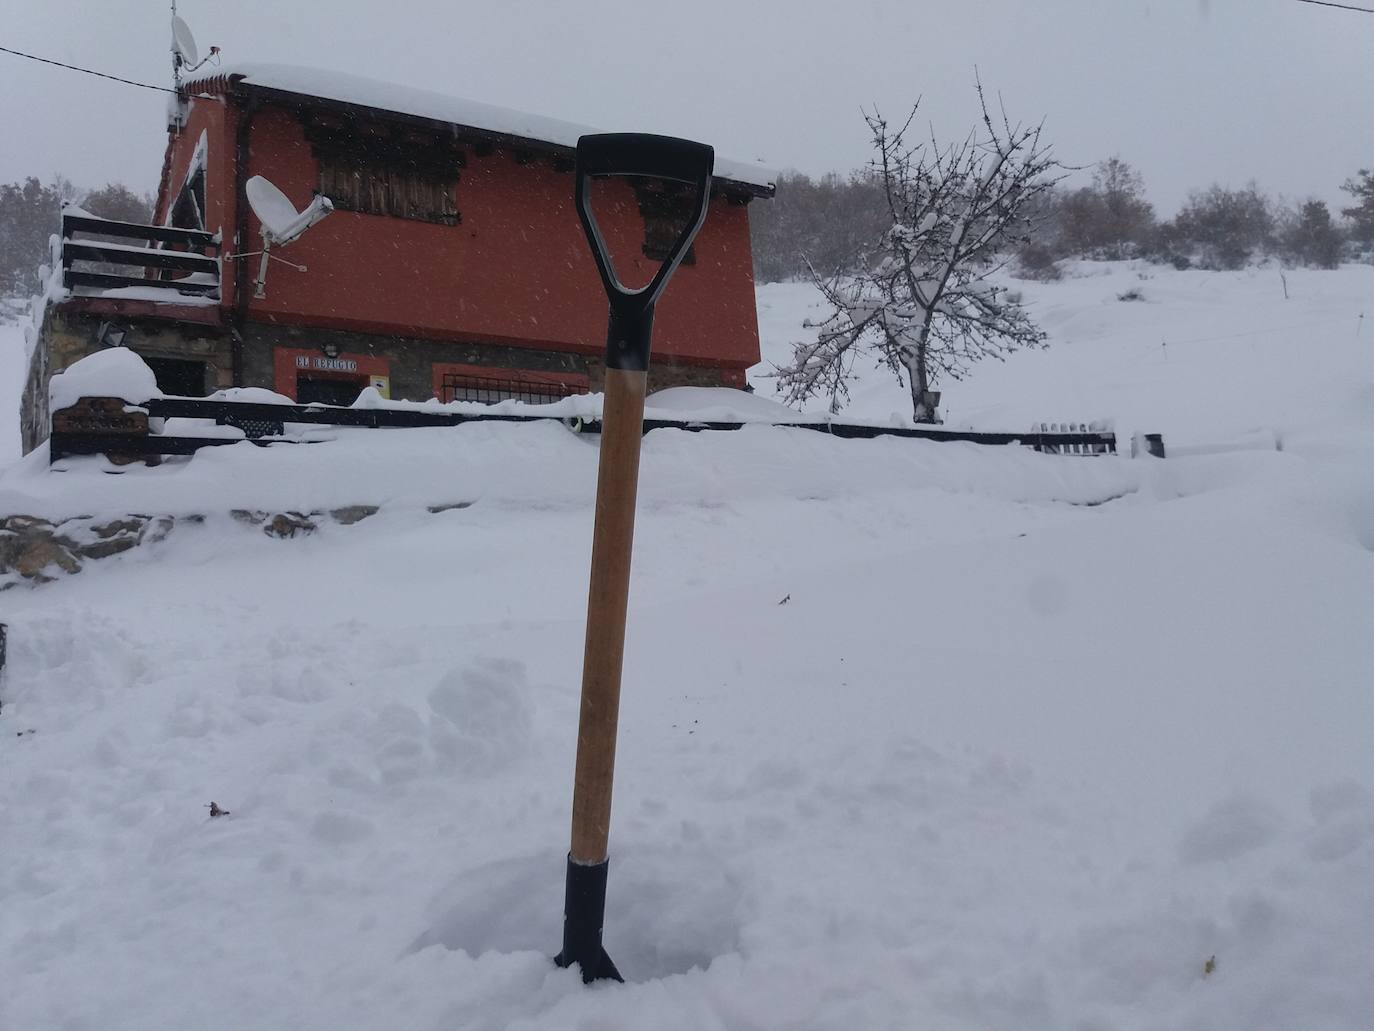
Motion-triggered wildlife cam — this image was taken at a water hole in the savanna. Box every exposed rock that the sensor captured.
[78,536,140,561]
[0,531,26,569]
[0,501,397,586]
[264,512,317,539]
[2,515,54,533]
[16,538,81,577]
[330,505,380,525]
[143,517,176,544]
[91,517,147,539]
[427,502,473,514]
[2,510,152,583]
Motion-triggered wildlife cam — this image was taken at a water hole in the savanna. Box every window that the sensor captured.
[170,132,208,231]
[439,371,578,405]
[142,356,207,396]
[318,155,460,225]
[632,178,698,265]
[296,377,365,406]
[433,363,588,405]
[306,115,463,226]
[160,164,207,285]
[170,166,206,231]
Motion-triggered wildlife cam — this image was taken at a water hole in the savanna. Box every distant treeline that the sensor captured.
[5,164,1372,300]
[0,178,153,298]
[750,158,1374,282]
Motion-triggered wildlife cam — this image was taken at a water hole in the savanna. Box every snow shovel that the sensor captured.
[555,133,714,984]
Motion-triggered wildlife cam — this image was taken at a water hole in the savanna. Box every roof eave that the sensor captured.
[208,77,775,200]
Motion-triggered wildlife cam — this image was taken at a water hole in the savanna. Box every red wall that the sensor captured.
[156,97,238,259]
[170,98,761,372]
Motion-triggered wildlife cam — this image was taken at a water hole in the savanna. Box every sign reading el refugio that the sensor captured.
[295,355,359,373]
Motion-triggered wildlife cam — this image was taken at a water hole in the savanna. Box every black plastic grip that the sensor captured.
[574,133,715,371]
[576,133,714,186]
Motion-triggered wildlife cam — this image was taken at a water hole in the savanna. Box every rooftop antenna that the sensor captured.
[239,175,334,298]
[170,3,219,90]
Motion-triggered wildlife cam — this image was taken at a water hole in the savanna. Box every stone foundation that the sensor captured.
[21,301,749,454]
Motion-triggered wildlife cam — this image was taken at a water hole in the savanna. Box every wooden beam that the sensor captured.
[64,242,219,274]
[62,214,217,249]
[63,270,219,296]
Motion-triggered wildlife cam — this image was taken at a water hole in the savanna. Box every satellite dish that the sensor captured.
[171,15,199,68]
[243,176,334,298]
[247,176,334,245]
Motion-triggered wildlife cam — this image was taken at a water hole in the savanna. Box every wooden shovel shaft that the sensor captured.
[569,367,647,864]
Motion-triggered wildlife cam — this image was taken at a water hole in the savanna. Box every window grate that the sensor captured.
[439,372,579,406]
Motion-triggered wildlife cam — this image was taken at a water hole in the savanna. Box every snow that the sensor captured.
[0,319,26,459]
[69,285,219,304]
[2,262,1372,1030]
[645,385,806,422]
[246,175,306,239]
[47,346,160,412]
[754,261,1374,448]
[189,63,777,193]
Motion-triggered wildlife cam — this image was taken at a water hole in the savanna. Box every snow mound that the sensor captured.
[645,386,799,422]
[48,347,160,410]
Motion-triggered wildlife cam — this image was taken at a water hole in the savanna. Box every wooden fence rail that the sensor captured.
[47,394,1137,463]
[60,211,221,299]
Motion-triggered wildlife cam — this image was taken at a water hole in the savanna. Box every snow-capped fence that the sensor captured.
[60,210,220,299]
[1030,422,1116,456]
[47,394,1127,463]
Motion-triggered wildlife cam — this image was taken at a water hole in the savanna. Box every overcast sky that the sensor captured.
[1,0,1370,214]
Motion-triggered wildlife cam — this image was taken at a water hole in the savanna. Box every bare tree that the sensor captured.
[773,81,1061,423]
[1166,183,1275,270]
[1058,156,1155,258]
[750,170,889,283]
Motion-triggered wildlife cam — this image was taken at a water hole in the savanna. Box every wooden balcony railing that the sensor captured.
[60,210,220,299]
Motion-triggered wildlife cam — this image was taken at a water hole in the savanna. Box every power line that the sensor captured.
[0,44,178,94]
[1294,0,1374,14]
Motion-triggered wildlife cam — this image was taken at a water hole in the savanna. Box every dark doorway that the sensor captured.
[297,377,364,406]
[143,356,207,397]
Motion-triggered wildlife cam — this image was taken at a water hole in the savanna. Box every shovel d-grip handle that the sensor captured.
[574,133,714,371]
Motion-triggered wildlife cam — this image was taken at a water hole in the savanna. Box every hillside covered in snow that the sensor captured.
[1,262,1371,1030]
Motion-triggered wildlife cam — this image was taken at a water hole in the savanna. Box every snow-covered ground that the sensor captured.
[2,262,1372,1030]
[0,318,25,461]
[754,261,1374,448]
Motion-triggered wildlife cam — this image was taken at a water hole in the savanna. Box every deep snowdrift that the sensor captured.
[2,263,1371,1031]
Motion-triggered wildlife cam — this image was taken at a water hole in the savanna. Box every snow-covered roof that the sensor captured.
[185,63,776,195]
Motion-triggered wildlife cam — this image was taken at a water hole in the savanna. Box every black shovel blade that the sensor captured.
[554,945,623,985]
[554,855,624,984]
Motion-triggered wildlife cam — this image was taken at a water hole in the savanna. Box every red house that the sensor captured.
[22,63,774,447]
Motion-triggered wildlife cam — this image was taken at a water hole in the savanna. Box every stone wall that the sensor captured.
[21,303,235,453]
[19,315,50,455]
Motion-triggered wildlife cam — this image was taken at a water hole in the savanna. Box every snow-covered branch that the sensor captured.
[773,81,1063,423]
